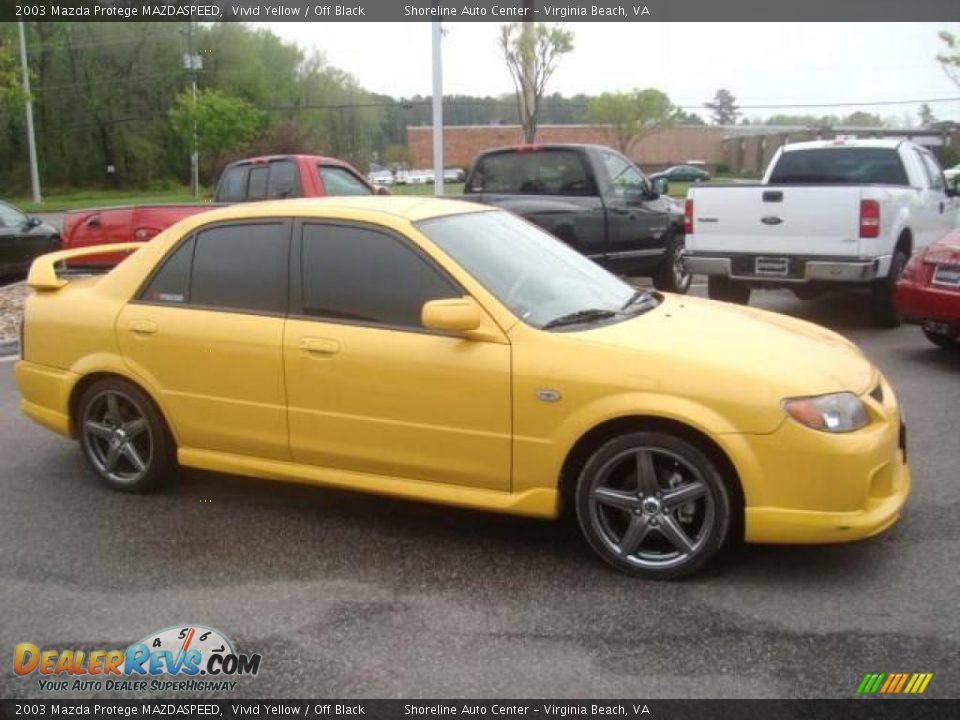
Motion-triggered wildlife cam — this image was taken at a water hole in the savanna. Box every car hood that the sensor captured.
[562,294,876,430]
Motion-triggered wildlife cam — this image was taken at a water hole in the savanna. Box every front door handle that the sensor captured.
[129,319,157,335]
[300,338,340,355]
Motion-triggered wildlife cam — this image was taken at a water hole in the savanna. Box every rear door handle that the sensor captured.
[129,319,158,335]
[300,338,340,355]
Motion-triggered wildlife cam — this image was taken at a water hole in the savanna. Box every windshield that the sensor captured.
[418,210,646,330]
[768,147,909,186]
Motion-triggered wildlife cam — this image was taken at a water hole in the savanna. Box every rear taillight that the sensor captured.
[683,198,693,235]
[859,199,880,239]
[900,250,928,283]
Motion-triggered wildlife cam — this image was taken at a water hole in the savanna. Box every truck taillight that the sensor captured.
[859,199,880,239]
[683,198,693,235]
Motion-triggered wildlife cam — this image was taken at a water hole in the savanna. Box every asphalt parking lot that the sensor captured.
[0,285,958,700]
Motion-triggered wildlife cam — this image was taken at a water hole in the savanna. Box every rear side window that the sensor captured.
[140,236,196,304]
[247,167,269,201]
[189,223,289,314]
[300,224,458,328]
[916,151,945,192]
[768,148,909,186]
[319,166,372,196]
[217,166,248,202]
[467,150,594,196]
[267,160,298,199]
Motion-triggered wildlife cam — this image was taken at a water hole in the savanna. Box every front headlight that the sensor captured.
[782,392,869,433]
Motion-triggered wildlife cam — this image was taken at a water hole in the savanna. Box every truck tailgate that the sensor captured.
[688,186,864,256]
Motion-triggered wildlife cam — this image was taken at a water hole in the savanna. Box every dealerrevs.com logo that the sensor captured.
[13,625,262,693]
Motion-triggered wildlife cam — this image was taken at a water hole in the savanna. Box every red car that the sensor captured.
[62,154,379,266]
[895,229,960,350]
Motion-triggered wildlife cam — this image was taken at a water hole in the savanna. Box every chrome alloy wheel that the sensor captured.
[81,390,153,486]
[586,446,715,571]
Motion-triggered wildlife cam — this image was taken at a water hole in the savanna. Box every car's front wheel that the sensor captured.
[77,378,174,493]
[923,327,959,351]
[575,431,733,579]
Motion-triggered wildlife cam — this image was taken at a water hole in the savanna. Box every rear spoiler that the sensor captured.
[27,243,144,292]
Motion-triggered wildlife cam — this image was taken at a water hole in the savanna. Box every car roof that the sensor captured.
[781,138,906,152]
[172,196,491,226]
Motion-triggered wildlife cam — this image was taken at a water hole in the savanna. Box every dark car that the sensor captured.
[651,165,711,183]
[464,144,690,293]
[0,201,60,280]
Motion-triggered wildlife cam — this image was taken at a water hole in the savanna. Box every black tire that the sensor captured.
[575,431,733,580]
[77,378,175,493]
[652,231,692,294]
[707,276,751,305]
[871,248,908,328]
[923,328,959,351]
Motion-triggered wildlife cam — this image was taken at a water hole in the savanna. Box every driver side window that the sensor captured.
[601,151,647,197]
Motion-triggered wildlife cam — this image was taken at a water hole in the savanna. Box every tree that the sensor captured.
[0,33,25,114]
[705,88,739,125]
[937,30,960,88]
[499,22,574,143]
[586,89,676,154]
[842,111,883,127]
[918,103,937,127]
[168,89,263,181]
[675,110,706,126]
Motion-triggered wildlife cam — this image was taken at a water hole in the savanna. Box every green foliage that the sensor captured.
[705,88,739,125]
[499,23,575,143]
[168,89,263,177]
[937,30,960,88]
[586,89,677,153]
[0,32,26,112]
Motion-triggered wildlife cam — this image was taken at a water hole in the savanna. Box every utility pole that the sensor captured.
[186,17,199,198]
[431,21,443,197]
[17,21,41,204]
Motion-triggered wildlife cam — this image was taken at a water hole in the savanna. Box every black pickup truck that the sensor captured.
[463,143,690,292]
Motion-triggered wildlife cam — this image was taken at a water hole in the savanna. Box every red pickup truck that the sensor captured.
[62,154,379,265]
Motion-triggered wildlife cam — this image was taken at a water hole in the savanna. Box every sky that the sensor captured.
[254,21,960,123]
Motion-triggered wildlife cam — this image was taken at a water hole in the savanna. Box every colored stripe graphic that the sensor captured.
[858,672,933,694]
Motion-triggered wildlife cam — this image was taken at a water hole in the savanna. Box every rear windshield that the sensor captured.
[467,150,594,196]
[768,148,909,186]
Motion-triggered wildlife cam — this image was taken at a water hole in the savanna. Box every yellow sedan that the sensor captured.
[15,197,909,578]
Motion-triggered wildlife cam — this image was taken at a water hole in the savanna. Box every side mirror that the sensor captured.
[651,177,669,196]
[375,186,391,196]
[26,216,42,228]
[422,297,482,334]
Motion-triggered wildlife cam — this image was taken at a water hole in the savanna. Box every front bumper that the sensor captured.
[740,376,909,544]
[686,254,882,283]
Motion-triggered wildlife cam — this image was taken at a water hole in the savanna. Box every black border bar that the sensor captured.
[2,0,959,22]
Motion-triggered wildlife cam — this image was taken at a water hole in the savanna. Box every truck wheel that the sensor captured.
[653,233,691,294]
[707,276,751,305]
[871,249,908,328]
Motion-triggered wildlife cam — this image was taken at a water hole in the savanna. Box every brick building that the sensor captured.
[407,123,960,174]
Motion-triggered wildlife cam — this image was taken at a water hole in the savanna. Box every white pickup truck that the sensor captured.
[684,138,957,326]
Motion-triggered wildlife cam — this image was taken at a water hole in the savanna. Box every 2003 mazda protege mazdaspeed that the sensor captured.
[15,197,910,578]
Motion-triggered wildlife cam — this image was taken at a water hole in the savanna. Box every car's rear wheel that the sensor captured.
[575,431,732,579]
[77,379,174,493]
[707,276,751,304]
[652,232,692,294]
[923,327,959,351]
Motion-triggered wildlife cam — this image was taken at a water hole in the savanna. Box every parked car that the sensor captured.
[0,200,60,280]
[464,144,689,292]
[895,229,960,350]
[16,197,909,579]
[651,165,711,183]
[944,163,960,189]
[61,154,380,267]
[443,168,466,183]
[684,138,957,326]
[368,170,394,187]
